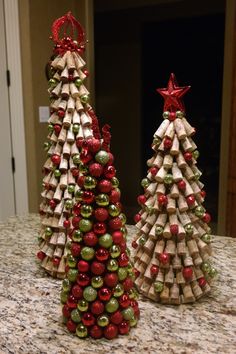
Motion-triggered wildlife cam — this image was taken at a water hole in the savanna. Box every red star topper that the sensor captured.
[156,73,190,112]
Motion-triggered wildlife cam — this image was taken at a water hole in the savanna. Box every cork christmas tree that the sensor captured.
[37,13,100,278]
[132,73,217,304]
[60,110,140,339]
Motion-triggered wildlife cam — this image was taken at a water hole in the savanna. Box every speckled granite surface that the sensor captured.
[0,214,235,354]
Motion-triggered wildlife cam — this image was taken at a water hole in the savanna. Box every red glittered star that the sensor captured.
[156,73,190,112]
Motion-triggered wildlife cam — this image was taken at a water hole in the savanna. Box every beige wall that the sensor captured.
[19,0,93,212]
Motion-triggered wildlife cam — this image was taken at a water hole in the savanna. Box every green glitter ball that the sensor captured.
[45,227,53,237]
[109,245,121,258]
[119,213,127,226]
[83,286,97,302]
[75,190,83,202]
[185,223,193,234]
[73,154,80,165]
[164,173,173,185]
[201,262,211,273]
[80,205,93,218]
[79,163,88,174]
[201,233,211,244]
[108,204,120,217]
[79,219,93,232]
[209,267,218,278]
[107,259,119,272]
[154,281,163,293]
[192,150,200,159]
[84,176,97,190]
[67,254,77,268]
[91,276,103,289]
[80,94,89,104]
[67,184,75,194]
[99,233,113,248]
[120,226,127,237]
[113,283,124,297]
[111,177,119,188]
[97,314,109,327]
[60,290,68,304]
[141,178,150,189]
[72,229,83,242]
[139,236,146,245]
[118,267,128,281]
[95,193,109,206]
[76,323,88,338]
[67,269,78,282]
[65,199,73,210]
[71,309,81,323]
[54,169,61,178]
[105,297,119,313]
[128,288,138,300]
[81,246,95,261]
[163,111,170,119]
[155,226,164,236]
[75,78,82,87]
[130,317,138,327]
[176,110,184,118]
[62,279,71,292]
[72,124,80,134]
[195,205,205,218]
[95,150,110,165]
[122,307,134,320]
[77,299,89,312]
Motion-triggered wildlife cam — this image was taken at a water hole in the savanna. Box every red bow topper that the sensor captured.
[51,12,86,55]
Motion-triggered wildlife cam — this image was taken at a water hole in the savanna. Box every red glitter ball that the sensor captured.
[37,251,46,261]
[72,284,83,299]
[159,252,170,265]
[66,319,77,333]
[119,294,130,309]
[118,320,130,335]
[109,189,121,203]
[71,243,81,257]
[97,179,112,193]
[104,324,118,340]
[89,163,103,177]
[90,300,104,315]
[182,267,193,280]
[110,311,123,325]
[62,304,71,318]
[91,261,105,275]
[112,231,124,244]
[90,325,103,339]
[83,232,98,247]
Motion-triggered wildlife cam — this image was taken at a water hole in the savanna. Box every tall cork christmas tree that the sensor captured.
[132,73,217,304]
[37,13,100,278]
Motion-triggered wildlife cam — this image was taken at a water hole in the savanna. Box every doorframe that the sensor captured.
[4,0,28,215]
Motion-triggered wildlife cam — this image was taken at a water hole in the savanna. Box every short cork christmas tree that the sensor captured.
[37,13,100,278]
[61,127,140,339]
[132,73,217,304]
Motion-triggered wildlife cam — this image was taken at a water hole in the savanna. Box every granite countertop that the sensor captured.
[0,214,235,354]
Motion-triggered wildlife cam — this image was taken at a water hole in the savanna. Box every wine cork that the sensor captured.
[183,177,194,196]
[51,81,62,98]
[156,139,164,152]
[173,254,182,270]
[190,181,201,194]
[70,83,80,98]
[61,83,70,99]
[48,112,59,124]
[54,200,64,215]
[57,232,66,245]
[197,238,209,253]
[176,151,187,169]
[147,156,155,167]
[72,110,81,125]
[188,137,197,150]
[59,156,68,171]
[170,281,180,304]
[56,52,67,70]
[156,268,164,282]
[177,210,191,226]
[54,245,63,258]
[67,169,76,185]
[67,97,75,113]
[181,137,193,152]
[174,118,187,140]
[69,156,77,170]
[53,142,62,156]
[177,194,188,212]
[154,119,170,138]
[170,184,179,199]
[66,51,76,72]
[63,112,72,128]
[170,134,179,155]
[163,154,173,169]
[51,55,60,68]
[156,213,167,227]
[187,239,199,256]
[46,190,54,201]
[45,245,54,257]
[192,165,202,178]
[165,265,174,284]
[53,72,61,82]
[79,84,89,97]
[182,117,195,136]
[73,52,86,69]
[193,254,203,266]
[146,213,157,226]
[182,284,195,303]
[73,70,80,80]
[165,122,175,139]
[140,252,151,265]
[80,112,92,126]
[57,257,66,275]
[145,195,155,209]
[153,197,161,212]
[78,69,87,81]
[66,125,75,143]
[58,173,67,190]
[202,282,211,295]
[155,184,165,196]
[143,238,155,254]
[149,224,156,238]
[167,197,176,214]
[185,165,195,180]
[148,285,159,301]
[141,222,151,234]
[160,284,170,303]
[183,249,194,267]
[146,182,157,196]
[75,97,84,111]
[155,166,167,182]
[43,157,52,171]
[140,278,152,295]
[71,142,79,156]
[60,66,69,82]
[176,270,185,284]
[49,174,58,189]
[153,153,163,168]
[41,190,47,199]
[83,126,93,139]
[165,239,176,255]
[177,240,186,256]
[50,98,61,111]
[53,184,63,201]
[47,144,55,156]
[58,126,67,143]
[163,222,171,239]
[154,239,165,255]
[64,188,72,200]
[172,162,183,181]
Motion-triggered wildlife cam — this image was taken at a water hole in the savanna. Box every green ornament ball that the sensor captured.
[67,269,78,282]
[62,279,71,292]
[107,259,119,272]
[74,78,82,87]
[54,169,61,178]
[176,110,184,118]
[65,199,73,210]
[45,227,53,237]
[75,190,83,201]
[72,124,80,134]
[130,317,138,327]
[118,267,128,281]
[67,254,77,268]
[155,225,164,236]
[91,276,104,289]
[164,173,173,185]
[43,141,50,151]
[202,233,211,244]
[113,283,124,297]
[84,176,97,190]
[95,150,110,165]
[79,163,88,174]
[108,204,120,217]
[83,286,97,302]
[163,111,170,119]
[79,219,93,233]
[72,229,83,242]
[105,297,119,313]
[97,314,109,327]
[111,177,119,188]
[67,184,75,194]
[60,290,68,304]
[71,309,81,323]
[109,244,121,258]
[141,178,150,189]
[128,288,137,300]
[99,233,113,248]
[193,150,200,159]
[77,299,89,312]
[119,213,127,225]
[80,205,93,218]
[81,246,95,261]
[95,193,109,206]
[48,78,57,87]
[195,205,205,218]
[185,223,193,234]
[76,323,88,338]
[201,262,211,273]
[122,307,134,320]
[73,154,80,165]
[152,137,161,146]
[139,236,146,245]
[209,267,218,278]
[154,281,163,293]
[120,226,127,237]
[80,94,89,103]
[48,124,54,133]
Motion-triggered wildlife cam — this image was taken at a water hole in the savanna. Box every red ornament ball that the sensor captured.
[104,165,116,179]
[72,216,81,228]
[90,325,103,339]
[112,231,124,244]
[82,191,94,204]
[90,300,104,315]
[53,257,60,266]
[169,112,176,121]
[177,180,186,191]
[94,208,109,222]
[67,294,77,309]
[91,261,105,275]
[137,195,146,205]
[49,199,57,209]
[73,203,81,216]
[119,320,130,335]
[159,252,170,265]
[77,260,89,273]
[82,312,95,327]
[77,176,85,188]
[87,138,101,153]
[163,137,172,149]
[119,294,130,309]
[93,222,107,235]
[76,137,84,148]
[89,163,103,177]
[71,243,81,257]
[109,189,121,203]
[51,154,61,165]
[186,195,195,206]
[184,152,193,162]
[83,232,98,247]
[104,324,118,340]
[203,213,211,223]
[150,265,159,277]
[98,287,112,301]
[119,240,127,253]
[104,273,118,288]
[107,152,114,165]
[201,190,206,198]
[158,194,168,206]
[183,267,193,280]
[98,179,112,193]
[71,168,79,177]
[149,166,158,176]
[134,213,141,223]
[37,251,46,261]
[62,304,71,318]
[66,319,77,333]
[95,248,109,262]
[134,268,140,278]
[198,277,207,288]
[57,109,65,118]
[77,273,90,287]
[170,224,179,235]
[63,219,70,229]
[72,284,83,299]
[80,149,93,164]
[109,217,122,230]
[118,252,129,267]
[123,277,134,291]
[54,124,61,135]
[131,240,138,249]
[110,311,123,325]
